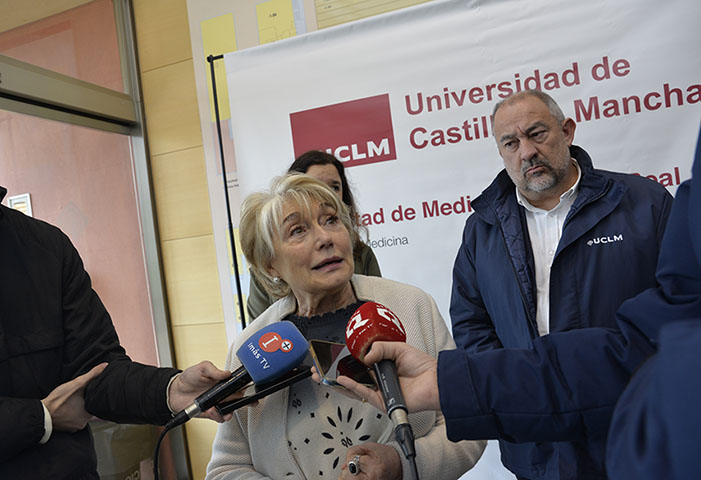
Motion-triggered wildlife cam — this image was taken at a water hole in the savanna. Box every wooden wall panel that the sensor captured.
[171,323,229,369]
[184,420,221,479]
[172,323,229,479]
[141,59,202,156]
[133,0,229,476]
[151,146,213,241]
[161,235,225,327]
[133,0,192,72]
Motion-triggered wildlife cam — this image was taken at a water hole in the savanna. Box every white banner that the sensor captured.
[223,0,699,476]
[225,0,699,321]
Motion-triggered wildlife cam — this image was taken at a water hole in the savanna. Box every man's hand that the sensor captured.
[333,341,441,413]
[42,363,108,432]
[168,361,235,423]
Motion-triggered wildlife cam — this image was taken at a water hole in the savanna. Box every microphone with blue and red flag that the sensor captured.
[166,320,309,429]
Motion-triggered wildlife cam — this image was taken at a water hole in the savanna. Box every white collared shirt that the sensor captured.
[516,160,581,336]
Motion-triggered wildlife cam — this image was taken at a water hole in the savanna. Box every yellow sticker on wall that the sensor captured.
[201,14,237,121]
[257,0,297,44]
[315,0,430,29]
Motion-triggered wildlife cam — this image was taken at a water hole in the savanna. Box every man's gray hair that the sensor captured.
[492,90,566,127]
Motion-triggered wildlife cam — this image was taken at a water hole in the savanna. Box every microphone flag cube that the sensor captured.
[236,321,309,384]
[345,302,407,363]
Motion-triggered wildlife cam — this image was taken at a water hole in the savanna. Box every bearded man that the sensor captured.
[449,90,673,480]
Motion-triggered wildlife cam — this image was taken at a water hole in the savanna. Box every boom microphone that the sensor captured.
[345,302,416,462]
[167,321,309,429]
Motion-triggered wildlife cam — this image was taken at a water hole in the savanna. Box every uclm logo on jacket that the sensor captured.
[587,234,624,246]
[289,94,397,168]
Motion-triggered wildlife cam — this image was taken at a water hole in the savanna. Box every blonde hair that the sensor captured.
[240,173,357,298]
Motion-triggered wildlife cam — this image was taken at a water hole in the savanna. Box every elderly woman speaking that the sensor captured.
[206,174,484,480]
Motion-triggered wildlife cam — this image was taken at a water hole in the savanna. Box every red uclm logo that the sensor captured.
[290,94,397,168]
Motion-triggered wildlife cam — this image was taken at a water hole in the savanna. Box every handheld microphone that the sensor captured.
[167,321,309,429]
[345,302,416,461]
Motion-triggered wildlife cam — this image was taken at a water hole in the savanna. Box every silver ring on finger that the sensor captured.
[348,454,361,476]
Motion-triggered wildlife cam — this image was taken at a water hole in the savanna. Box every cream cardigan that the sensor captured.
[206,275,485,479]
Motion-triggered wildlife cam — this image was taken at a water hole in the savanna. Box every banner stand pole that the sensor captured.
[207,54,247,331]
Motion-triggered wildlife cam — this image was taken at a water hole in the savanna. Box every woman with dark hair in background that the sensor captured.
[246,150,381,320]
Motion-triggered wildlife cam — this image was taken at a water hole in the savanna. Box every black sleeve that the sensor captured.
[85,360,178,425]
[0,398,44,462]
[54,229,178,424]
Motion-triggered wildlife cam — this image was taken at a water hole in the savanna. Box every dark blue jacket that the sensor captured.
[606,127,701,480]
[437,191,699,478]
[449,146,672,479]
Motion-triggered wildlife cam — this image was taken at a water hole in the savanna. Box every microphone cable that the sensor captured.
[152,365,312,480]
[395,422,419,479]
[153,396,211,480]
[153,423,170,480]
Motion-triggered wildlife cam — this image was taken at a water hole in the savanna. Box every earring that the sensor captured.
[273,277,281,284]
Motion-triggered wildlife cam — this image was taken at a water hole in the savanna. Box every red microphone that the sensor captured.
[345,302,416,461]
[346,301,407,362]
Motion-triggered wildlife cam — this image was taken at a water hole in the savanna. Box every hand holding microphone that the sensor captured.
[156,321,310,480]
[166,321,309,429]
[342,302,440,414]
[168,361,236,423]
[344,302,421,464]
[336,340,440,414]
[345,302,409,424]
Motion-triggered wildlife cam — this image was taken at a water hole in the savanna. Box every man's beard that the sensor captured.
[520,157,568,193]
